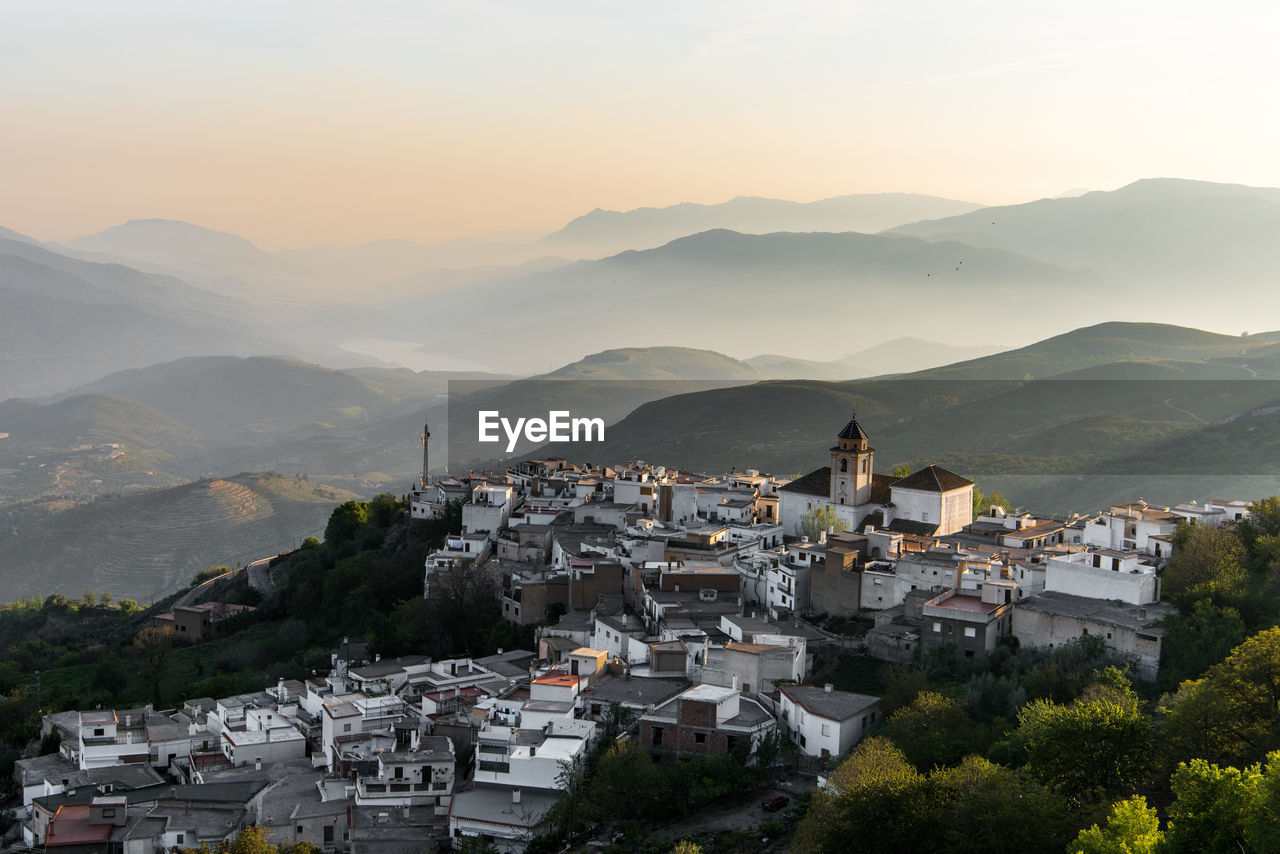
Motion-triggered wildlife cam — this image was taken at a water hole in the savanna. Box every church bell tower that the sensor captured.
[830,411,874,505]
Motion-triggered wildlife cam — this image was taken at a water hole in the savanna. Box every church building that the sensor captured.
[778,412,976,539]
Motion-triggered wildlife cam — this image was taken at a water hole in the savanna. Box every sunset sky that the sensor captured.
[3,1,1278,250]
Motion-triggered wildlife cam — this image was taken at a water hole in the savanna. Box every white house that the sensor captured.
[778,683,881,758]
[1083,503,1181,557]
[1044,549,1161,605]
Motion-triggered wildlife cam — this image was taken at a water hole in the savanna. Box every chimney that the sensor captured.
[824,683,833,694]
[255,757,262,771]
[512,787,522,804]
[732,673,740,692]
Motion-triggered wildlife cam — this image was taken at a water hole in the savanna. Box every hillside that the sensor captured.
[519,323,1280,511]
[890,178,1280,291]
[544,347,761,381]
[920,322,1278,380]
[744,354,863,381]
[64,218,276,283]
[0,240,301,398]
[541,192,985,256]
[0,473,357,603]
[0,394,202,452]
[841,337,1007,376]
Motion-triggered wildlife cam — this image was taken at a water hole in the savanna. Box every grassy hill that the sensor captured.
[0,473,357,603]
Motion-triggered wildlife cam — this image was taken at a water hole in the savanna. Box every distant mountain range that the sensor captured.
[889,178,1280,288]
[4,321,1280,599]
[540,193,984,256]
[9,178,1280,382]
[410,228,1080,370]
[517,322,1280,513]
[0,237,302,398]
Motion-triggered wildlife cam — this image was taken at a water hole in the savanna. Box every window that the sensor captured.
[324,826,334,844]
[933,622,942,633]
[652,727,664,746]
[840,459,848,473]
[821,723,830,737]
[343,723,352,732]
[102,809,115,818]
[297,826,304,835]
[695,732,707,745]
[964,627,976,638]
[177,835,185,845]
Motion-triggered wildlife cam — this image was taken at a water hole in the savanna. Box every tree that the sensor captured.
[133,626,176,705]
[971,486,1012,518]
[1069,796,1163,854]
[1161,523,1247,607]
[879,663,927,714]
[1159,599,1246,689]
[1164,759,1259,854]
[798,505,847,541]
[584,741,661,822]
[1159,627,1280,768]
[792,737,931,854]
[1017,684,1151,801]
[324,500,369,549]
[885,691,982,770]
[671,843,704,854]
[890,463,911,478]
[930,756,1073,854]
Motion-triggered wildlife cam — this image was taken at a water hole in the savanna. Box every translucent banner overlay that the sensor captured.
[428,378,1280,509]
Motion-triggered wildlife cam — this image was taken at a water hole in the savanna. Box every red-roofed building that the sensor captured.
[46,796,127,852]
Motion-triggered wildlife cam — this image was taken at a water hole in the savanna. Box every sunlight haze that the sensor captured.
[3,1,1278,248]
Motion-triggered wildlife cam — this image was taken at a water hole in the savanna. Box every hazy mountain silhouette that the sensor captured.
[840,338,1006,376]
[0,239,300,398]
[542,193,984,256]
[415,228,1085,371]
[890,178,1280,290]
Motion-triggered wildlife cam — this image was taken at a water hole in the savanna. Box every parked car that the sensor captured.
[761,792,790,812]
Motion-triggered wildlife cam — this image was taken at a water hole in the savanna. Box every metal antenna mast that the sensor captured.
[420,423,430,488]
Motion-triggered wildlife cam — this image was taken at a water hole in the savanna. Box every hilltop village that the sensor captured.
[11,413,1258,853]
